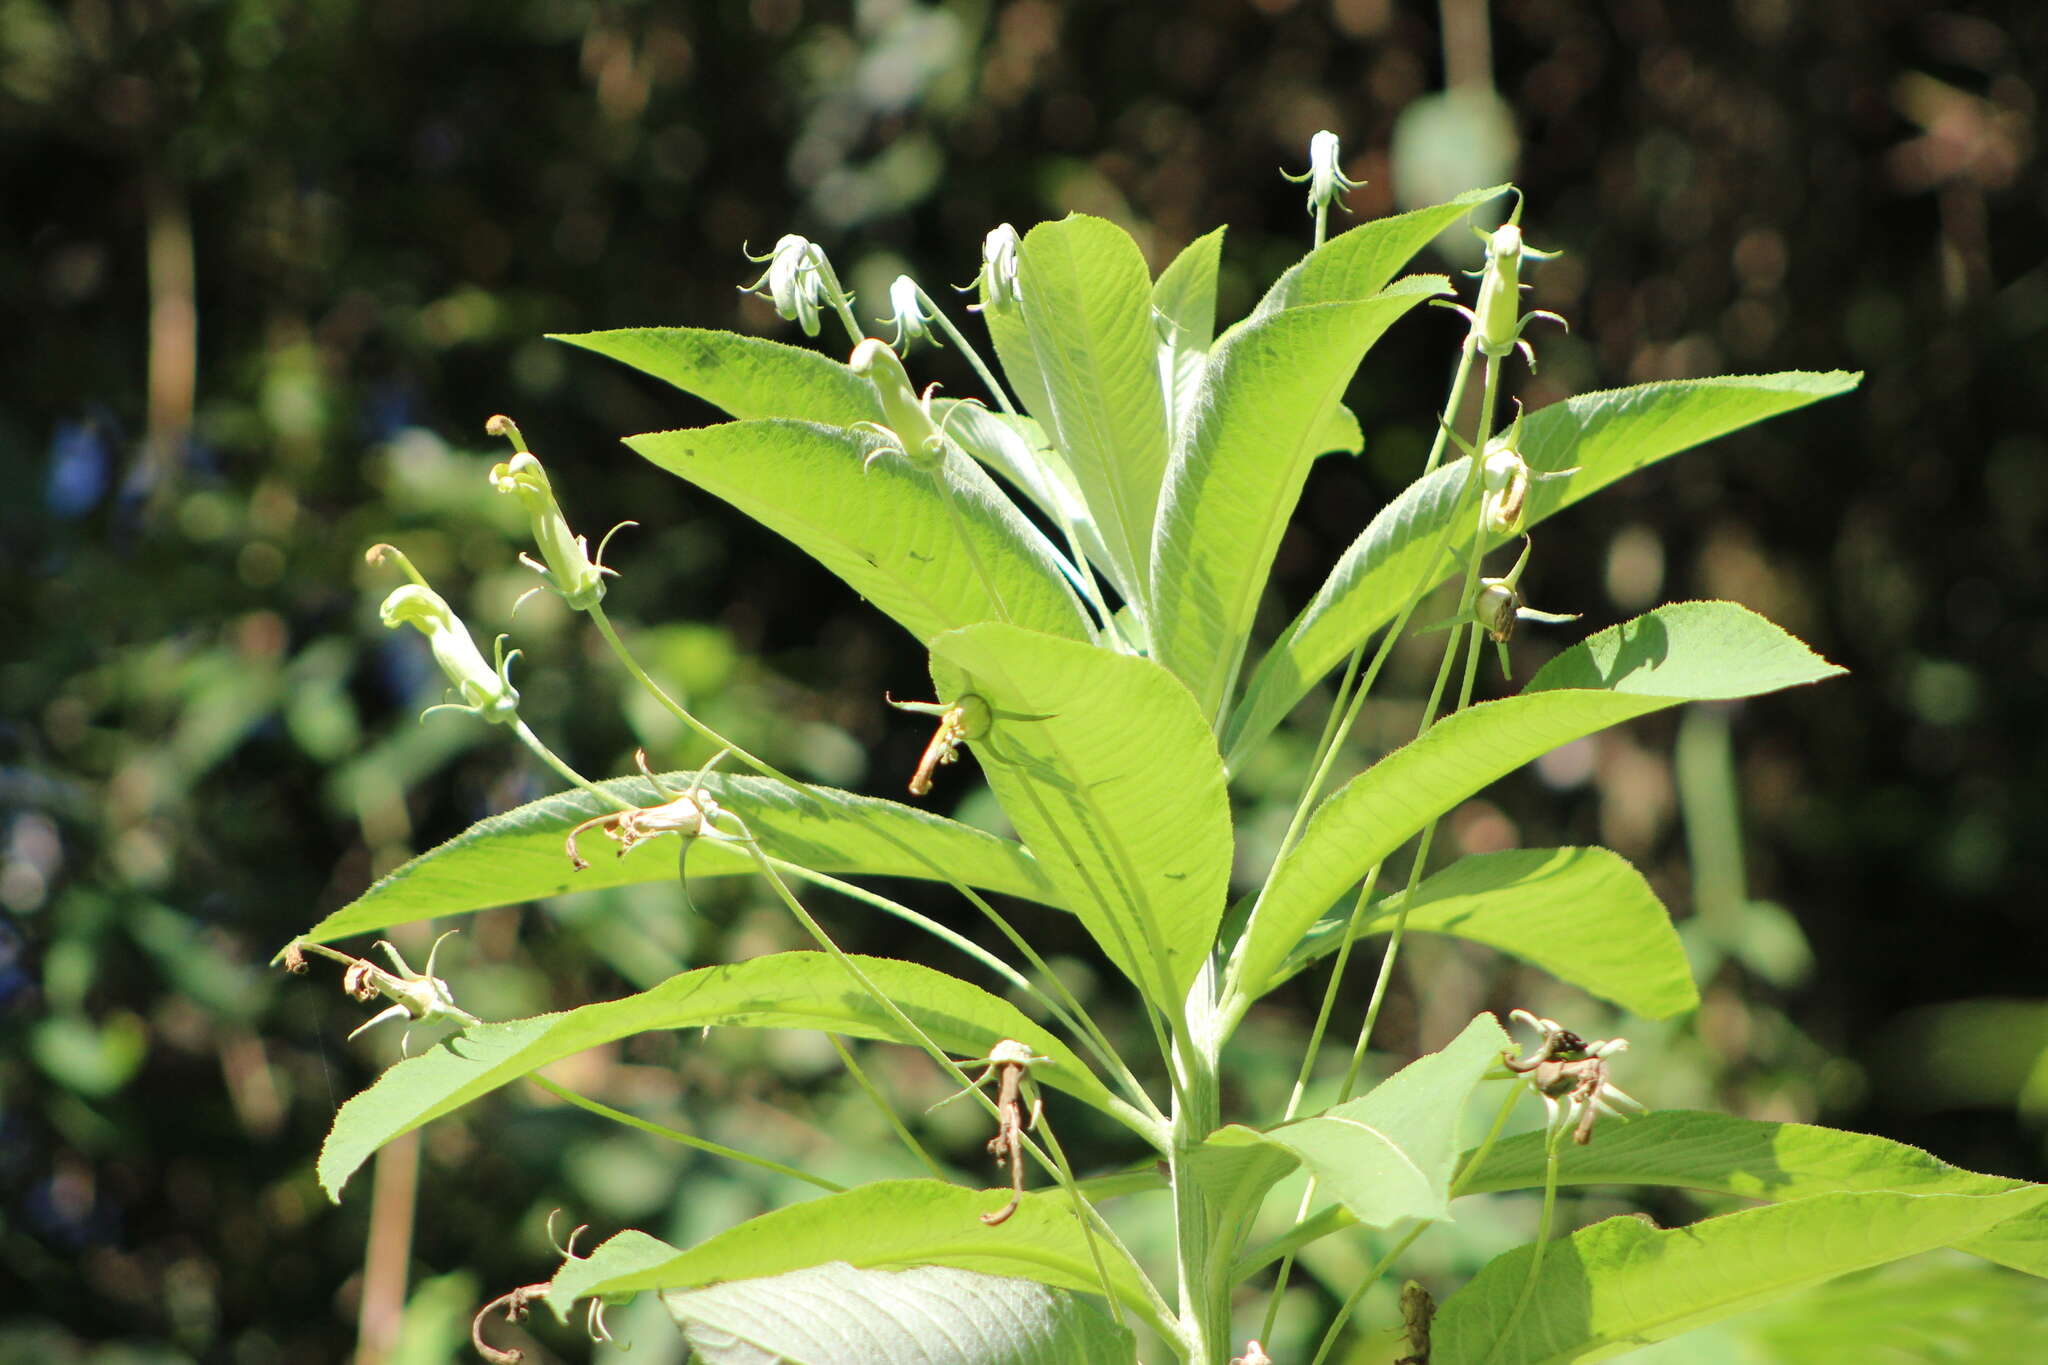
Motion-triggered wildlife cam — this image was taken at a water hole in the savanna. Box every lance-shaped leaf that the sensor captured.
[1191,1012,1510,1235]
[1229,602,1842,1005]
[294,771,1061,945]
[666,1262,1136,1365]
[1274,848,1697,1020]
[930,624,1233,1012]
[1224,371,1863,768]
[1152,225,1226,447]
[1429,1187,2048,1365]
[548,1182,1165,1338]
[553,326,882,426]
[317,951,1130,1199]
[1016,215,1172,607]
[1247,184,1508,320]
[631,419,1092,646]
[1456,1110,2048,1278]
[1151,279,1448,723]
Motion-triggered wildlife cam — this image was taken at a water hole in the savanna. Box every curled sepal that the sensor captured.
[290,931,482,1055]
[739,233,849,337]
[371,550,521,724]
[1422,536,1581,679]
[1500,1008,1644,1145]
[929,1038,1049,1227]
[1434,193,1566,368]
[965,222,1023,314]
[849,338,980,473]
[486,419,626,611]
[564,748,743,872]
[888,692,992,796]
[880,275,944,353]
[1280,128,1366,218]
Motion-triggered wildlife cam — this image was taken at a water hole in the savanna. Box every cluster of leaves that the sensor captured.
[286,172,2048,1365]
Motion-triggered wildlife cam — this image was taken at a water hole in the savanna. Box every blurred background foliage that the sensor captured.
[3,0,2045,1361]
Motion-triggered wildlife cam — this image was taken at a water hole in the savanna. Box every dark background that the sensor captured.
[4,1,2045,1361]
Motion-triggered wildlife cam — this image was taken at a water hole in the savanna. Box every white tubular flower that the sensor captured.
[740,233,845,336]
[968,223,1023,313]
[1281,128,1367,218]
[881,275,943,352]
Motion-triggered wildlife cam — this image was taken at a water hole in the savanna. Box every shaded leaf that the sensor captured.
[1431,1187,2046,1364]
[296,771,1060,944]
[317,952,1124,1199]
[666,1261,1135,1365]
[1458,1109,2048,1278]
[550,1182,1163,1337]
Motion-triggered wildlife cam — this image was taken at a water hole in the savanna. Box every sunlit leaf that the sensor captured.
[632,419,1093,646]
[1230,602,1841,1005]
[931,624,1232,1012]
[1275,848,1697,1020]
[1225,371,1863,768]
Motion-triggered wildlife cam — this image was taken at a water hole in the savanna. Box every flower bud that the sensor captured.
[1281,129,1366,218]
[881,275,943,352]
[850,338,946,472]
[1474,577,1522,643]
[489,451,611,609]
[971,224,1023,313]
[1481,445,1532,536]
[741,234,840,336]
[380,583,521,723]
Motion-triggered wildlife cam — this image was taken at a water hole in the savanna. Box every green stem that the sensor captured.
[511,718,632,812]
[527,1075,846,1194]
[585,602,1156,1132]
[828,1034,948,1180]
[1481,1120,1569,1365]
[918,285,1018,417]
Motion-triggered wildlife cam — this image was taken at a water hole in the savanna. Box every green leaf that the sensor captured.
[1151,278,1448,723]
[1225,1012,1510,1232]
[1309,400,1364,458]
[296,771,1060,944]
[665,1261,1136,1365]
[317,951,1124,1200]
[630,419,1092,646]
[1615,1255,2048,1364]
[1229,602,1842,1004]
[1457,1110,2048,1278]
[930,624,1233,1011]
[1430,1187,2047,1365]
[1275,848,1697,1020]
[552,327,881,426]
[1224,371,1863,768]
[1152,225,1226,446]
[549,1182,1164,1338]
[1247,185,1507,318]
[1016,215,1172,606]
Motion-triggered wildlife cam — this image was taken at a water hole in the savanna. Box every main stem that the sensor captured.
[1169,1010,1228,1365]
